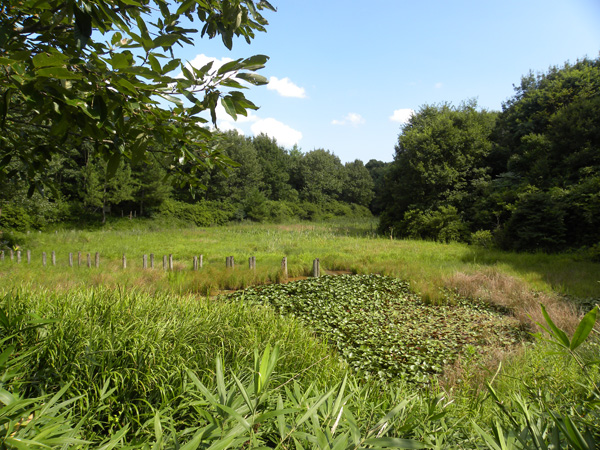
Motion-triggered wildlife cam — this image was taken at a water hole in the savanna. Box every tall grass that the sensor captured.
[2,219,599,302]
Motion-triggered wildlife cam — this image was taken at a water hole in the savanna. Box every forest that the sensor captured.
[2,57,600,257]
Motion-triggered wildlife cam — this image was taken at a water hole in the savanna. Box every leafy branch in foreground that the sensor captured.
[0,0,274,190]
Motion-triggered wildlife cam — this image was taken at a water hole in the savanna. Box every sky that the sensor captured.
[175,0,600,163]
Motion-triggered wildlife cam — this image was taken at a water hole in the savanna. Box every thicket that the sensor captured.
[379,57,600,254]
[0,133,374,232]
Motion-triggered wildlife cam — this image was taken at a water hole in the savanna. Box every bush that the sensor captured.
[158,199,236,226]
[502,188,568,252]
[397,205,470,243]
[470,229,495,248]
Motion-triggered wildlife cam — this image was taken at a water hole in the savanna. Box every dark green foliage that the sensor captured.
[379,57,600,253]
[341,160,375,207]
[157,199,236,227]
[227,275,524,384]
[380,101,496,242]
[501,189,568,252]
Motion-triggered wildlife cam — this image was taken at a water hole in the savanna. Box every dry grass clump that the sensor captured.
[447,267,582,334]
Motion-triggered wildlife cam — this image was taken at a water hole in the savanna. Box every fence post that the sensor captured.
[87,253,91,268]
[163,255,167,271]
[312,258,320,277]
[42,252,47,266]
[16,251,21,263]
[10,249,13,260]
[168,254,173,271]
[249,256,256,270]
[51,251,56,266]
[281,257,288,279]
[199,254,203,269]
[193,256,198,271]
[78,252,82,267]
[226,256,230,268]
[95,252,100,268]
[143,254,148,269]
[122,254,127,269]
[27,250,31,264]
[150,253,154,269]
[69,253,73,267]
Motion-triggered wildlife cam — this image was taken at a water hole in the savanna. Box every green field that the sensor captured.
[1,220,599,448]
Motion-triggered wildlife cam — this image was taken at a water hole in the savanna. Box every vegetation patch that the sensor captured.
[226,274,525,384]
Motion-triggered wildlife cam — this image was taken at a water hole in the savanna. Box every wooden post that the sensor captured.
[199,254,203,268]
[95,252,100,268]
[230,256,234,269]
[9,249,13,260]
[87,253,91,268]
[27,250,31,264]
[16,251,21,263]
[143,254,148,269]
[42,252,47,266]
[281,257,288,279]
[312,258,320,277]
[168,254,173,271]
[69,253,73,267]
[163,255,167,270]
[122,254,127,269]
[193,256,198,271]
[51,251,56,266]
[226,256,230,268]
[150,253,154,269]
[249,256,256,270]
[78,251,82,266]
[129,211,132,220]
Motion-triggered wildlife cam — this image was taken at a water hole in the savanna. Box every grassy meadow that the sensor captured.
[1,218,599,448]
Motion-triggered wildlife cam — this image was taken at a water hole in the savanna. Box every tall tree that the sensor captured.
[341,160,374,207]
[297,149,346,204]
[380,101,497,239]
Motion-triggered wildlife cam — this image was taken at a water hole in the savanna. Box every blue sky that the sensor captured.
[178,0,600,163]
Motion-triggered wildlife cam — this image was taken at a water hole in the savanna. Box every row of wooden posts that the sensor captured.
[0,250,322,277]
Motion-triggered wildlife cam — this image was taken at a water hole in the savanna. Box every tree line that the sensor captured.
[0,132,375,230]
[377,56,600,255]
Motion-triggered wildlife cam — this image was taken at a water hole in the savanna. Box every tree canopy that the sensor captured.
[0,0,274,192]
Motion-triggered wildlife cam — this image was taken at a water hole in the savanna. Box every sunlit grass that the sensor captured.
[2,218,599,301]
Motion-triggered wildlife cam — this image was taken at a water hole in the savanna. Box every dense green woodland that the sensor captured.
[2,57,600,256]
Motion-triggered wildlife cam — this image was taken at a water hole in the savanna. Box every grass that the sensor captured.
[2,218,599,301]
[1,218,599,448]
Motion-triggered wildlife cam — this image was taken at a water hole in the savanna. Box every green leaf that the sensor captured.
[236,72,268,86]
[570,306,597,350]
[221,97,237,120]
[74,5,93,48]
[36,67,82,80]
[110,53,133,70]
[362,437,426,449]
[32,52,68,68]
[153,34,182,49]
[106,152,121,179]
[539,304,571,348]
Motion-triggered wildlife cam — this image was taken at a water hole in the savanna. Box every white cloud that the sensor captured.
[250,118,302,147]
[331,112,365,126]
[434,82,443,89]
[267,76,306,98]
[218,121,245,135]
[389,108,415,124]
